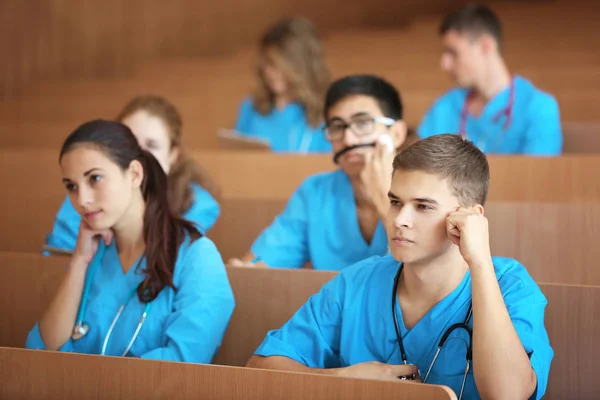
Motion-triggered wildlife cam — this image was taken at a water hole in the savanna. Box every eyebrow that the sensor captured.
[62,168,104,183]
[387,191,440,205]
[327,112,373,123]
[414,197,440,205]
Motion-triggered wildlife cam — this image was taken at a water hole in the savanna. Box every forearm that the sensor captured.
[38,257,88,350]
[471,261,536,399]
[246,355,341,376]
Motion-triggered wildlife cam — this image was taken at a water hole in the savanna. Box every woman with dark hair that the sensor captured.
[27,120,235,364]
[45,95,220,255]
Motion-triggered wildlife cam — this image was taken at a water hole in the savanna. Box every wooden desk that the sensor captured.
[0,347,456,400]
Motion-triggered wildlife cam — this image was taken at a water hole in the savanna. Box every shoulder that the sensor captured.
[236,97,258,120]
[515,76,559,113]
[239,97,254,111]
[429,88,466,112]
[296,169,344,193]
[173,235,224,282]
[493,256,546,302]
[56,196,79,218]
[334,254,397,295]
[189,183,218,206]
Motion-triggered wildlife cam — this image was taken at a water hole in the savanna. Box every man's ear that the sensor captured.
[128,160,144,188]
[479,34,497,56]
[471,203,485,216]
[390,120,408,149]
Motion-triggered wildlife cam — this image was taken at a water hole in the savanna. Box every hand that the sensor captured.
[359,136,395,216]
[446,207,492,266]
[228,258,257,268]
[337,361,420,382]
[73,221,113,265]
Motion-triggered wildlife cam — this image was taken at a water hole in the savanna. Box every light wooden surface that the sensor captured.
[0,347,457,400]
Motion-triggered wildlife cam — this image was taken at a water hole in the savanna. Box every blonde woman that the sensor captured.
[235,17,332,153]
[44,95,220,254]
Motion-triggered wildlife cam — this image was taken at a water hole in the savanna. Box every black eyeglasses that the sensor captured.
[323,116,396,141]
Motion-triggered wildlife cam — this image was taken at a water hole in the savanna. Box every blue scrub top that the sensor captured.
[418,76,562,155]
[27,236,235,364]
[235,97,332,153]
[44,183,220,254]
[251,169,388,271]
[254,255,553,399]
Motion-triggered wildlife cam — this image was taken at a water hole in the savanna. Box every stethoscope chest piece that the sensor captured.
[72,322,89,340]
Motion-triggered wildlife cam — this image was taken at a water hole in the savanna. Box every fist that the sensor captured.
[73,221,113,264]
[446,207,491,266]
[228,258,257,268]
[337,361,420,382]
[359,136,396,214]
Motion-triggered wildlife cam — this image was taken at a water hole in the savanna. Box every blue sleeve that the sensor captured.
[44,196,80,254]
[522,94,563,156]
[254,274,343,368]
[235,98,254,134]
[183,184,221,234]
[250,181,310,268]
[140,237,235,364]
[25,323,74,353]
[502,278,554,400]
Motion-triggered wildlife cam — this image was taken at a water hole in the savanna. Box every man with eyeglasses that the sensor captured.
[229,75,407,270]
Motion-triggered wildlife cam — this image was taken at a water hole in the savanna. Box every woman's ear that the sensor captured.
[391,120,408,149]
[128,160,145,188]
[169,146,181,170]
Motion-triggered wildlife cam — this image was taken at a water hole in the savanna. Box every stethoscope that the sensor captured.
[458,77,515,152]
[392,263,473,400]
[71,243,152,356]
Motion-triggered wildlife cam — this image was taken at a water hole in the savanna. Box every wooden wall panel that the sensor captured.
[1,0,499,99]
[1,150,600,254]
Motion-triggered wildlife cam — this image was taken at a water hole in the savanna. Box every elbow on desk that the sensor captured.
[246,354,267,368]
[476,369,537,400]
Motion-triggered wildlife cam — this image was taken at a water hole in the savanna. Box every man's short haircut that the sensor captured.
[440,4,503,47]
[324,74,403,121]
[393,134,490,206]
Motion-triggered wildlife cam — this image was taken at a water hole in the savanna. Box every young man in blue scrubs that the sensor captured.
[247,134,553,399]
[419,5,562,155]
[230,75,407,271]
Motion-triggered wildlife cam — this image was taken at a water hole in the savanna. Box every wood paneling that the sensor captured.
[2,150,600,254]
[1,0,497,99]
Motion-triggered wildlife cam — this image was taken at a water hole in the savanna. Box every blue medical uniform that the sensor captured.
[254,255,553,399]
[27,236,235,364]
[250,169,388,271]
[44,183,220,253]
[418,76,562,155]
[235,97,332,153]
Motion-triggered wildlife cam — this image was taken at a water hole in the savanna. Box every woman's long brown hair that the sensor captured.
[252,17,330,128]
[117,95,220,215]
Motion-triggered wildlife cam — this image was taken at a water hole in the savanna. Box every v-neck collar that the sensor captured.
[338,171,387,250]
[102,241,146,299]
[386,265,473,364]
